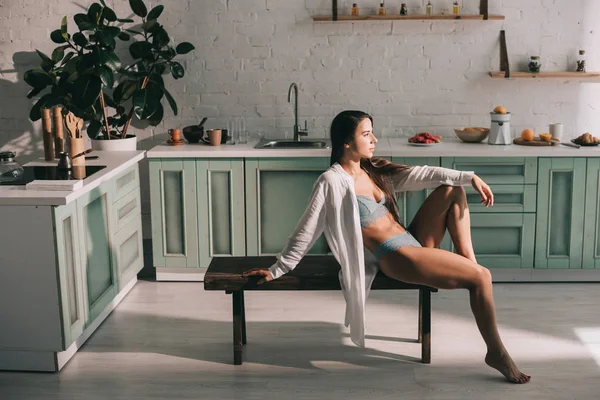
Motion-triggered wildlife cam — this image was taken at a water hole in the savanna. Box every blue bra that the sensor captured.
[357,194,389,227]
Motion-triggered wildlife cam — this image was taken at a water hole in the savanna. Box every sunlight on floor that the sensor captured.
[574,327,600,368]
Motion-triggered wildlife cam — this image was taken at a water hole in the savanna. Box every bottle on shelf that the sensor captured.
[426,1,433,16]
[378,2,386,15]
[452,1,460,16]
[400,3,408,15]
[528,56,541,73]
[576,50,587,72]
[351,3,359,16]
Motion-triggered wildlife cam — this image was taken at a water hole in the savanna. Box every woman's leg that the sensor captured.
[379,247,530,383]
[408,185,477,263]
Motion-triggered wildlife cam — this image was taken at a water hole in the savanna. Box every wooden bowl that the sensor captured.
[454,127,490,143]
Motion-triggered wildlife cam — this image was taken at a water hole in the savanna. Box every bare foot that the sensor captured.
[485,351,531,384]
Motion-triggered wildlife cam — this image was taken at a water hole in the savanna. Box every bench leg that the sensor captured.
[241,290,247,345]
[419,288,431,364]
[232,291,243,365]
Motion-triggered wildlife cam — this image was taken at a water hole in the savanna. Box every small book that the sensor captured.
[25,179,83,191]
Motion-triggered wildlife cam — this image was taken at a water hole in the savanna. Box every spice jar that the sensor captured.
[378,2,386,15]
[452,1,460,16]
[528,56,541,73]
[400,3,408,15]
[351,3,359,16]
[426,1,433,16]
[576,50,586,72]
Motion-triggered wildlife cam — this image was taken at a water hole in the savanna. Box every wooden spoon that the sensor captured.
[64,112,78,139]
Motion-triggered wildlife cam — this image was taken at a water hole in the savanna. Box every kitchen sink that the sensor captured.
[255,138,331,149]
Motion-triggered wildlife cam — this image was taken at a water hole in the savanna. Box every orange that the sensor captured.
[539,133,552,142]
[493,106,507,114]
[521,129,535,141]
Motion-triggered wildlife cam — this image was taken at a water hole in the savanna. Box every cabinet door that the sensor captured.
[245,158,330,256]
[113,216,144,290]
[390,157,451,250]
[54,202,86,349]
[197,159,245,269]
[77,182,117,323]
[582,158,600,269]
[457,213,535,269]
[149,159,198,268]
[441,157,537,184]
[535,158,586,269]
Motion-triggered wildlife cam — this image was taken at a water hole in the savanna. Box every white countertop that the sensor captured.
[0,151,145,206]
[146,138,600,158]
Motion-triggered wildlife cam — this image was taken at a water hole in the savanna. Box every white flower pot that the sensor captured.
[91,135,137,151]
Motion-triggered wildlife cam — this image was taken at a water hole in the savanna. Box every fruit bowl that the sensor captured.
[454,127,490,143]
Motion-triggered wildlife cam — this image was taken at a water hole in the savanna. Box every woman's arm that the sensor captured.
[390,165,474,193]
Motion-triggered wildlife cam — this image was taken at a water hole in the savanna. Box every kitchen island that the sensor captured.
[146,138,600,283]
[0,151,145,371]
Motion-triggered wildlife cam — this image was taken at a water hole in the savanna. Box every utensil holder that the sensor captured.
[69,137,86,166]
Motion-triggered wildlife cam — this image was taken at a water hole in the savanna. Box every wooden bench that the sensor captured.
[204,255,437,365]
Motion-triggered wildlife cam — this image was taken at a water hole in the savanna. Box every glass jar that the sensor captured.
[400,3,408,15]
[351,3,359,16]
[452,1,460,15]
[576,50,586,72]
[0,151,24,183]
[528,56,541,73]
[378,2,386,15]
[426,1,433,16]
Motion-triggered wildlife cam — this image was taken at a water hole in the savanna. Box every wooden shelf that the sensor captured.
[489,71,600,79]
[313,14,505,21]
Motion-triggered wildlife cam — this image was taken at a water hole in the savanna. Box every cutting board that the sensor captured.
[513,138,559,146]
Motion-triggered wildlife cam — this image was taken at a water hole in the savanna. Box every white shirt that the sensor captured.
[268,162,474,347]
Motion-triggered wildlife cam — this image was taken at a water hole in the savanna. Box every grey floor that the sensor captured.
[1,281,599,400]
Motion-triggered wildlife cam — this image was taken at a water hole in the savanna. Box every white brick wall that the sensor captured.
[1,0,600,240]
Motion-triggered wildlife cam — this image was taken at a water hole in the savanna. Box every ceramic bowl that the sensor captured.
[454,127,490,143]
[183,126,204,143]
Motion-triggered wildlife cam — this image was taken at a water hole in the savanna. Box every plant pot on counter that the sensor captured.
[91,135,137,151]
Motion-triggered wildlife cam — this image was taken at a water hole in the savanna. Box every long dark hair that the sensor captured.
[330,110,411,225]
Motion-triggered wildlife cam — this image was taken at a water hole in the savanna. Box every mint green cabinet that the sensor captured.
[535,158,587,269]
[77,183,117,322]
[441,157,538,184]
[149,158,246,270]
[54,201,86,350]
[449,213,536,268]
[197,159,246,268]
[149,159,199,268]
[245,158,330,256]
[582,158,600,269]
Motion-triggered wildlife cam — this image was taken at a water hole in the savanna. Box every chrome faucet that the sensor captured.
[287,82,308,141]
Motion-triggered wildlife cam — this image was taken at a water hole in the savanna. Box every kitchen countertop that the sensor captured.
[0,151,145,206]
[146,137,600,158]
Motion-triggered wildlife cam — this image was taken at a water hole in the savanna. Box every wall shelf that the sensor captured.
[489,71,600,79]
[313,15,505,21]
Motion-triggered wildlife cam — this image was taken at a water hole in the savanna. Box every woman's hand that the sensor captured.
[242,268,274,285]
[471,174,494,207]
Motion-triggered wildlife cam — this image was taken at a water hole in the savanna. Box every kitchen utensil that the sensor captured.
[85,155,99,160]
[76,118,83,138]
[65,112,78,138]
[561,141,580,149]
[454,127,490,143]
[68,137,85,166]
[489,112,512,145]
[198,117,208,129]
[72,148,93,159]
[182,125,204,143]
[513,137,559,146]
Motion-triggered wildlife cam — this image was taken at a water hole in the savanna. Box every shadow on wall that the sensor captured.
[0,51,43,165]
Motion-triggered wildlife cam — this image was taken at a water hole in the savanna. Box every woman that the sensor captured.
[244,110,530,384]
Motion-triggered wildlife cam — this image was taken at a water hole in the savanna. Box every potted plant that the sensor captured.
[24,0,194,151]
